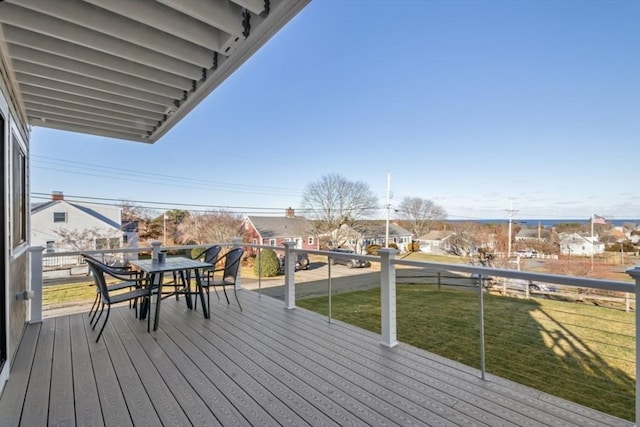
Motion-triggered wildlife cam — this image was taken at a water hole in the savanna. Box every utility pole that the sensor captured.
[385,171,391,248]
[506,200,518,258]
[163,213,167,245]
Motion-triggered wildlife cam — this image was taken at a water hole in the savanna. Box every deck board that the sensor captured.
[0,289,633,427]
[49,316,75,426]
[20,318,54,426]
[69,314,103,427]
[0,323,40,426]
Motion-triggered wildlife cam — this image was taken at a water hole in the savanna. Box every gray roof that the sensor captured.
[353,221,412,237]
[417,230,455,241]
[247,216,313,238]
[31,200,120,229]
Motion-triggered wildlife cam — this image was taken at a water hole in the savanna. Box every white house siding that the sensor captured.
[560,233,605,256]
[31,201,123,252]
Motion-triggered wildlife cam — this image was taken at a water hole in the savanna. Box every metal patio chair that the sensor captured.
[82,253,141,320]
[200,247,244,312]
[85,258,153,342]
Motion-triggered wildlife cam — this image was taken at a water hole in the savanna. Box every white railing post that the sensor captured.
[232,237,243,290]
[626,265,640,427]
[150,240,161,261]
[28,246,45,324]
[379,248,398,348]
[283,241,296,309]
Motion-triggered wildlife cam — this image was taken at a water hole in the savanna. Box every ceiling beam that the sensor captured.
[0,3,202,79]
[20,84,164,120]
[156,0,246,38]
[231,0,267,15]
[82,0,223,52]
[9,44,185,98]
[32,119,151,143]
[4,30,193,89]
[5,0,215,67]
[13,60,177,106]
[26,104,155,131]
[23,94,159,126]
[16,73,166,112]
[28,109,154,135]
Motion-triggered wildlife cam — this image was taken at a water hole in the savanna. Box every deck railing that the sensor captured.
[28,241,640,423]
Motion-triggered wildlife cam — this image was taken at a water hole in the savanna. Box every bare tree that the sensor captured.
[397,197,447,237]
[301,174,378,246]
[120,200,160,242]
[176,210,242,245]
[55,227,122,251]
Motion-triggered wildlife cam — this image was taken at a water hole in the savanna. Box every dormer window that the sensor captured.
[53,212,67,223]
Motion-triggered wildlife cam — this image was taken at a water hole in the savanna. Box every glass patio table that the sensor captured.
[129,257,212,330]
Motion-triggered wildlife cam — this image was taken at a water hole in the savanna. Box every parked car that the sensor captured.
[278,253,310,272]
[329,248,371,268]
[514,250,536,258]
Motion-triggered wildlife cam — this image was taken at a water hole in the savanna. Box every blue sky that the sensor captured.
[30,0,640,221]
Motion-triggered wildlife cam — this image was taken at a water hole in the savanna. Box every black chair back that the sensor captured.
[222,248,243,283]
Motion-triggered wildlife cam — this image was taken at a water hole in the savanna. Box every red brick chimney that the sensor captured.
[52,191,64,201]
[285,207,295,218]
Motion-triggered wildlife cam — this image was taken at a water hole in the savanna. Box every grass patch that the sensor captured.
[298,285,635,421]
[43,280,96,306]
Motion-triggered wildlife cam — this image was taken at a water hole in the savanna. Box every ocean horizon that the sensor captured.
[451,219,640,228]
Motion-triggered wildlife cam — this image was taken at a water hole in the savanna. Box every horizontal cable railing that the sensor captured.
[31,242,640,422]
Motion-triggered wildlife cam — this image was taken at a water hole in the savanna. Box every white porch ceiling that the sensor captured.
[0,0,309,143]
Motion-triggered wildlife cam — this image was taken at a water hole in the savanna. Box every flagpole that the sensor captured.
[590,213,594,272]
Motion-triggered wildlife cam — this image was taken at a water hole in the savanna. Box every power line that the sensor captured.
[31,192,297,214]
[31,155,303,196]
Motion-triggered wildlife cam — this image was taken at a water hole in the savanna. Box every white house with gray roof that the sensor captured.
[31,192,123,253]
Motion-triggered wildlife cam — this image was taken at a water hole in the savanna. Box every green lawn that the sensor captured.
[297,285,636,421]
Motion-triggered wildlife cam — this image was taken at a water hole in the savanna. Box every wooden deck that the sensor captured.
[0,289,632,426]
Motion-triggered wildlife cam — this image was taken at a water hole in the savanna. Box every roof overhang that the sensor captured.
[0,0,310,143]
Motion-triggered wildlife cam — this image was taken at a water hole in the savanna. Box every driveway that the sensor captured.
[243,261,381,300]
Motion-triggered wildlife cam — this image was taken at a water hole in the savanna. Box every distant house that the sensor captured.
[416,230,456,254]
[515,227,551,242]
[242,208,317,252]
[335,221,413,253]
[559,233,604,256]
[31,192,125,253]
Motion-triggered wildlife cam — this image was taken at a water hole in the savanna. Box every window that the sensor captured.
[252,238,257,244]
[269,239,276,246]
[11,133,26,249]
[46,241,55,253]
[122,234,128,244]
[308,236,314,245]
[53,212,67,223]
[109,238,120,249]
[95,238,107,250]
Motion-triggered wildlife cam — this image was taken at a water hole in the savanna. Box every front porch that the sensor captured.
[0,288,630,426]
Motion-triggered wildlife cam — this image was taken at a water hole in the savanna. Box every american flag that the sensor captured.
[592,214,606,224]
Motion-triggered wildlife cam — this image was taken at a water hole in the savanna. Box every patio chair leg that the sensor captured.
[146,296,151,332]
[92,304,105,330]
[233,288,242,312]
[96,306,110,342]
[222,287,230,305]
[90,300,101,324]
[89,293,99,317]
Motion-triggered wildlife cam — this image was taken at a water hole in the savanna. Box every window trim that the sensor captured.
[53,212,67,223]
[10,129,27,253]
